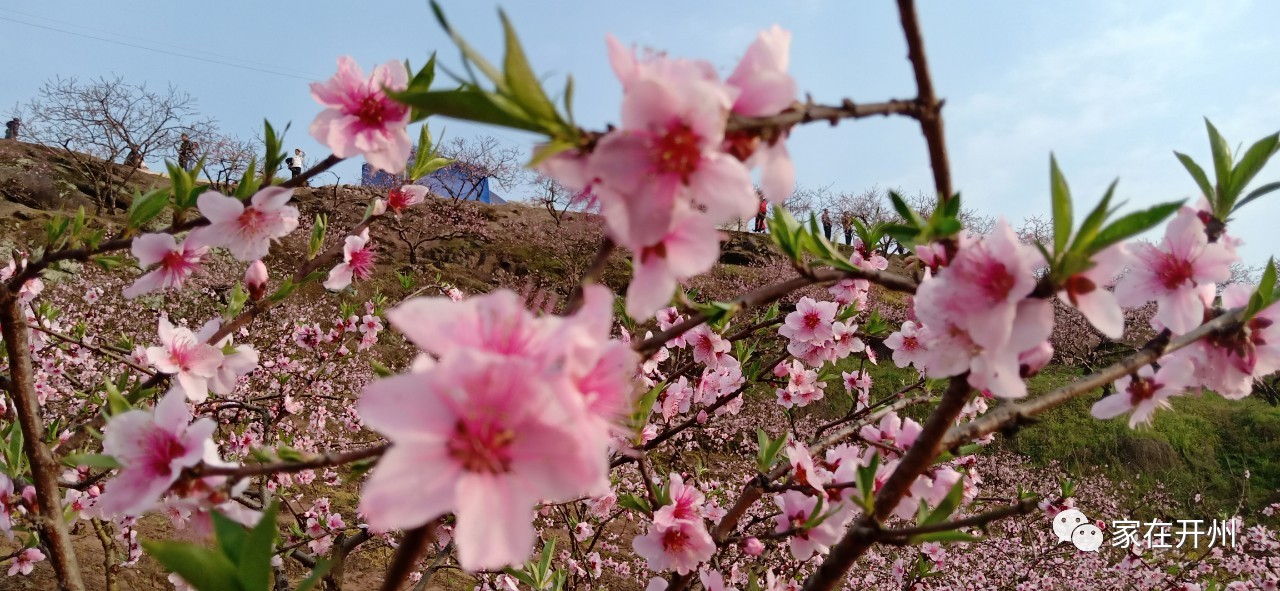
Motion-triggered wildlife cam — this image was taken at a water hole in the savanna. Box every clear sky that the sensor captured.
[3,1,1278,264]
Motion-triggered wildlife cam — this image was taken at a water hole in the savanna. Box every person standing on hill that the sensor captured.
[289,148,306,180]
[755,197,768,232]
[178,133,197,172]
[841,211,854,245]
[821,208,833,241]
[4,118,19,140]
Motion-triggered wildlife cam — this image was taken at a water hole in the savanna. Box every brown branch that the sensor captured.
[635,267,917,356]
[195,443,388,479]
[896,0,952,201]
[878,496,1043,542]
[803,375,971,591]
[26,322,154,376]
[379,522,437,591]
[941,308,1243,450]
[565,237,616,314]
[0,293,86,591]
[725,99,921,133]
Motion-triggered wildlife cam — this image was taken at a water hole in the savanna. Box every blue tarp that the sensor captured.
[361,162,507,205]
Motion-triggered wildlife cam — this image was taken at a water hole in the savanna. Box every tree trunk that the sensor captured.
[0,293,86,590]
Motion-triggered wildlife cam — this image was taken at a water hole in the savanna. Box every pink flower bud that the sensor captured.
[772,363,789,378]
[741,537,764,556]
[371,198,387,216]
[245,260,269,301]
[696,410,709,424]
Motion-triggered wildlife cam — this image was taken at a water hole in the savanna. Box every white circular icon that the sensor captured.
[1071,523,1104,552]
[1052,509,1088,543]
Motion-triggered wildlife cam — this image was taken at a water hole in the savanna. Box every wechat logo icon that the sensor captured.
[1053,508,1103,552]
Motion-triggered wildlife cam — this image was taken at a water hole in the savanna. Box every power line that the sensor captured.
[0,15,320,81]
[0,6,324,79]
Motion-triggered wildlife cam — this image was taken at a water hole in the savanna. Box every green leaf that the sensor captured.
[128,188,170,230]
[1049,154,1073,256]
[889,191,926,228]
[238,502,279,591]
[618,492,650,513]
[1233,181,1280,212]
[1229,132,1279,202]
[392,88,544,133]
[211,511,248,564]
[909,530,981,544]
[62,453,121,470]
[528,139,575,168]
[1174,151,1215,207]
[1089,200,1184,254]
[498,9,558,123]
[921,481,966,526]
[1205,119,1234,212]
[142,540,240,591]
[430,0,506,89]
[537,538,556,580]
[1071,179,1117,253]
[294,559,335,591]
[105,384,132,415]
[631,380,666,431]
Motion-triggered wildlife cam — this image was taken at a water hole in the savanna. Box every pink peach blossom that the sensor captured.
[1058,244,1131,339]
[96,388,217,517]
[884,320,927,369]
[632,517,715,575]
[146,317,224,403]
[357,351,607,571]
[773,490,842,561]
[654,473,706,527]
[1091,358,1194,428]
[779,297,839,344]
[726,26,797,203]
[324,229,377,290]
[310,56,412,174]
[590,39,753,248]
[1115,207,1236,334]
[387,185,427,213]
[626,211,723,320]
[195,187,300,262]
[123,232,210,299]
[7,548,44,576]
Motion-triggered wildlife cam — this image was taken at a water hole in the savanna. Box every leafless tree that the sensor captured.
[429,135,527,202]
[529,174,590,226]
[200,133,260,193]
[1016,214,1053,247]
[16,76,215,212]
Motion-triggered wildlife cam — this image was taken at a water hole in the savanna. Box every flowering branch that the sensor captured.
[195,443,388,479]
[0,293,87,591]
[636,267,917,357]
[803,375,972,591]
[876,496,1044,543]
[724,98,921,134]
[940,308,1245,449]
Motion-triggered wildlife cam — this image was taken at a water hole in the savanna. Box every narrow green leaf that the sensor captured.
[430,1,506,89]
[921,481,967,526]
[1089,200,1184,254]
[498,9,558,123]
[1229,132,1279,200]
[1049,154,1073,256]
[128,189,170,230]
[210,511,248,564]
[294,559,335,591]
[889,191,925,227]
[1174,151,1215,209]
[1071,179,1117,253]
[538,538,556,580]
[239,502,280,591]
[61,453,121,470]
[391,88,544,133]
[909,530,981,544]
[1205,119,1234,211]
[142,541,240,591]
[1233,181,1280,212]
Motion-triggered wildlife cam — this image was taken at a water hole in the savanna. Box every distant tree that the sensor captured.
[17,75,215,212]
[431,135,526,202]
[200,133,260,193]
[529,174,591,226]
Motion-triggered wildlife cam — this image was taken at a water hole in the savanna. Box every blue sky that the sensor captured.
[3,1,1278,264]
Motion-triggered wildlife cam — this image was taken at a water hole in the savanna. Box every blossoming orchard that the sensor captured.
[4,2,1280,591]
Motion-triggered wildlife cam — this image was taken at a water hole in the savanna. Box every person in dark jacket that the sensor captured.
[3,118,19,140]
[178,133,197,171]
[821,209,833,241]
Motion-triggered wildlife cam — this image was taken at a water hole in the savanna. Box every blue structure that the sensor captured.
[361,161,507,205]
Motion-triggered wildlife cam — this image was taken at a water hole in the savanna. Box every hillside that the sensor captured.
[1,141,1278,588]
